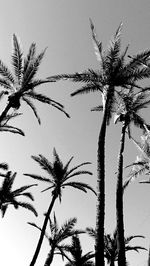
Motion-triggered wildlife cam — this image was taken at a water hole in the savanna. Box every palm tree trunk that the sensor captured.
[44,245,55,266]
[0,102,12,124]
[30,193,57,266]
[95,98,108,266]
[110,259,115,266]
[116,121,127,266]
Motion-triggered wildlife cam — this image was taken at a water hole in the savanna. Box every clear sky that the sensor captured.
[0,0,150,265]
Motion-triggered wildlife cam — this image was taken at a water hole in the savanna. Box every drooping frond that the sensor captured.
[12,34,23,84]
[63,182,96,195]
[22,96,41,124]
[15,201,38,216]
[0,124,25,136]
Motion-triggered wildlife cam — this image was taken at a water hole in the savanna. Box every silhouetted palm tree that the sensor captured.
[86,227,146,266]
[113,89,150,264]
[64,235,95,266]
[0,34,69,126]
[49,21,150,266]
[0,170,37,217]
[29,213,85,266]
[24,148,96,266]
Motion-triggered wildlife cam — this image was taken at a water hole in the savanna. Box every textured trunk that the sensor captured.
[30,193,57,266]
[44,246,55,266]
[95,89,111,266]
[0,102,12,124]
[116,121,126,266]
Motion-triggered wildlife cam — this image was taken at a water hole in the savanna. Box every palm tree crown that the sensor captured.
[64,235,95,266]
[0,170,38,217]
[29,213,85,265]
[0,34,69,125]
[24,147,96,200]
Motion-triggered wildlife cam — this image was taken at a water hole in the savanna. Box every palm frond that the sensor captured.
[0,59,14,84]
[12,184,37,197]
[89,18,103,64]
[31,154,54,176]
[23,173,51,183]
[66,162,91,177]
[68,170,93,179]
[63,182,96,195]
[22,48,46,86]
[0,124,25,136]
[23,43,36,74]
[16,201,38,216]
[12,34,23,84]
[22,96,41,124]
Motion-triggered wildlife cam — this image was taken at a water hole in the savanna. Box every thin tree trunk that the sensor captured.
[95,96,108,266]
[116,121,126,266]
[44,245,55,266]
[30,193,57,266]
[0,102,12,124]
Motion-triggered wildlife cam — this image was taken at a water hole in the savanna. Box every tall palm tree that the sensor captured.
[0,170,37,217]
[86,227,146,266]
[113,89,150,265]
[49,21,150,266]
[0,34,69,126]
[64,234,95,266]
[29,213,85,266]
[24,148,96,266]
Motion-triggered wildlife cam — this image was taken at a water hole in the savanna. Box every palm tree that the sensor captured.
[0,170,37,217]
[112,88,150,265]
[86,227,146,266]
[0,34,69,126]
[24,148,96,266]
[64,234,95,266]
[28,213,85,266]
[49,21,150,266]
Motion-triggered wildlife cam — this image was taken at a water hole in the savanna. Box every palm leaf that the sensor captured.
[0,59,14,84]
[23,173,51,183]
[12,34,23,84]
[16,201,38,216]
[0,125,25,136]
[22,96,41,124]
[63,182,96,195]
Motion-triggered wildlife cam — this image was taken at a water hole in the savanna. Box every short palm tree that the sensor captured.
[24,148,96,266]
[29,213,85,266]
[86,227,146,266]
[0,170,37,217]
[113,88,150,264]
[64,234,95,266]
[0,34,69,126]
[49,21,150,266]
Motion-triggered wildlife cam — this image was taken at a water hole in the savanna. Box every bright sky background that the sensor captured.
[0,1,150,265]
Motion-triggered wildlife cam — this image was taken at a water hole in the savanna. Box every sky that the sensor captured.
[0,0,150,265]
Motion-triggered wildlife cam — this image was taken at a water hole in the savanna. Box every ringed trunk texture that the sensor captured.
[30,193,57,266]
[116,122,127,266]
[95,101,108,266]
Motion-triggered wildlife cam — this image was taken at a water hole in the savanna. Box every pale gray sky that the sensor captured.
[0,1,150,265]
